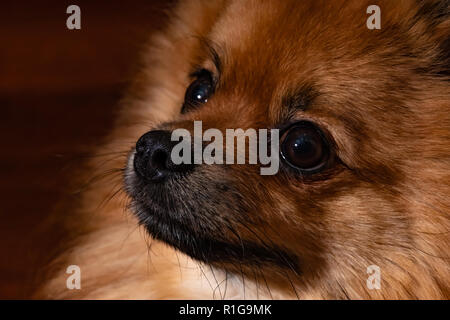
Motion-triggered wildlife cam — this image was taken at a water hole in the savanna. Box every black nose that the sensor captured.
[133,130,193,182]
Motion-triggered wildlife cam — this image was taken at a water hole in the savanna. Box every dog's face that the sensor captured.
[124,0,449,297]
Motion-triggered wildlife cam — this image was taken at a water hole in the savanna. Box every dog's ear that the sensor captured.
[415,0,450,77]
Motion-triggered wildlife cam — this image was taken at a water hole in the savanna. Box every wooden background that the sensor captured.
[0,0,172,298]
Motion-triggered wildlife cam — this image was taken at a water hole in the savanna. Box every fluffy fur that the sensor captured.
[34,0,449,299]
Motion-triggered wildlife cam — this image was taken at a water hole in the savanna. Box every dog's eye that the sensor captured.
[182,69,214,113]
[280,121,330,172]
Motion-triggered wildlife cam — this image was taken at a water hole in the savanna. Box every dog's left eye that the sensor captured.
[280,121,330,173]
[182,69,214,113]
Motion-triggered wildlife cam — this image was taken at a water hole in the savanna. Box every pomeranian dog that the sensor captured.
[35,0,449,299]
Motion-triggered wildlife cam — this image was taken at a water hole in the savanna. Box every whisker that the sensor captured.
[257,266,274,300]
[73,167,124,195]
[198,264,215,297]
[209,265,222,300]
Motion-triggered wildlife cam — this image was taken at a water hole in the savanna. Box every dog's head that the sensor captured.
[124,0,449,298]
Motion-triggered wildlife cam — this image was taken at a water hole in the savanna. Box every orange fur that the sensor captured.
[34,0,449,299]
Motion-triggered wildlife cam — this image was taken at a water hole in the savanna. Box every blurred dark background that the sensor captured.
[0,0,172,299]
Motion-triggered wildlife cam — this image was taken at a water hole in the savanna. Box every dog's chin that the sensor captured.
[130,198,248,265]
[131,199,213,260]
[129,197,300,274]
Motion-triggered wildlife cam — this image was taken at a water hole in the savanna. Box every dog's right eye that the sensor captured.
[181,69,214,113]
